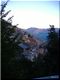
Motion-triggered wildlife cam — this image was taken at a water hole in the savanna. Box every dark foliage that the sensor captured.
[45,25,59,74]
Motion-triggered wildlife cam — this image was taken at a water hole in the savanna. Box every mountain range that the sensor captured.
[26,27,59,41]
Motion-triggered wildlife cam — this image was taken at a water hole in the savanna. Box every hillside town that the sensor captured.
[17,32,47,61]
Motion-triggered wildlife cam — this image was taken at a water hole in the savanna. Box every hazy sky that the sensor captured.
[3,0,59,29]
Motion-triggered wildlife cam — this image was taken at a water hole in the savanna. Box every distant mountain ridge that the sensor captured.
[26,27,59,41]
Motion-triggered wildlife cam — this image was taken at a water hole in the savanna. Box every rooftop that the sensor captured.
[18,43,30,49]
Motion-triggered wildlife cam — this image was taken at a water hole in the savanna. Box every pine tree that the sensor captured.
[1,1,21,79]
[46,25,59,74]
[0,0,10,19]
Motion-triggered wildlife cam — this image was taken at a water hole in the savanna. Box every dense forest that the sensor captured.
[1,0,59,79]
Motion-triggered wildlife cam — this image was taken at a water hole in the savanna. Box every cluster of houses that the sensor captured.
[18,33,47,61]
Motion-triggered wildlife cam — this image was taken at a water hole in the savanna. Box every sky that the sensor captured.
[2,0,59,29]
